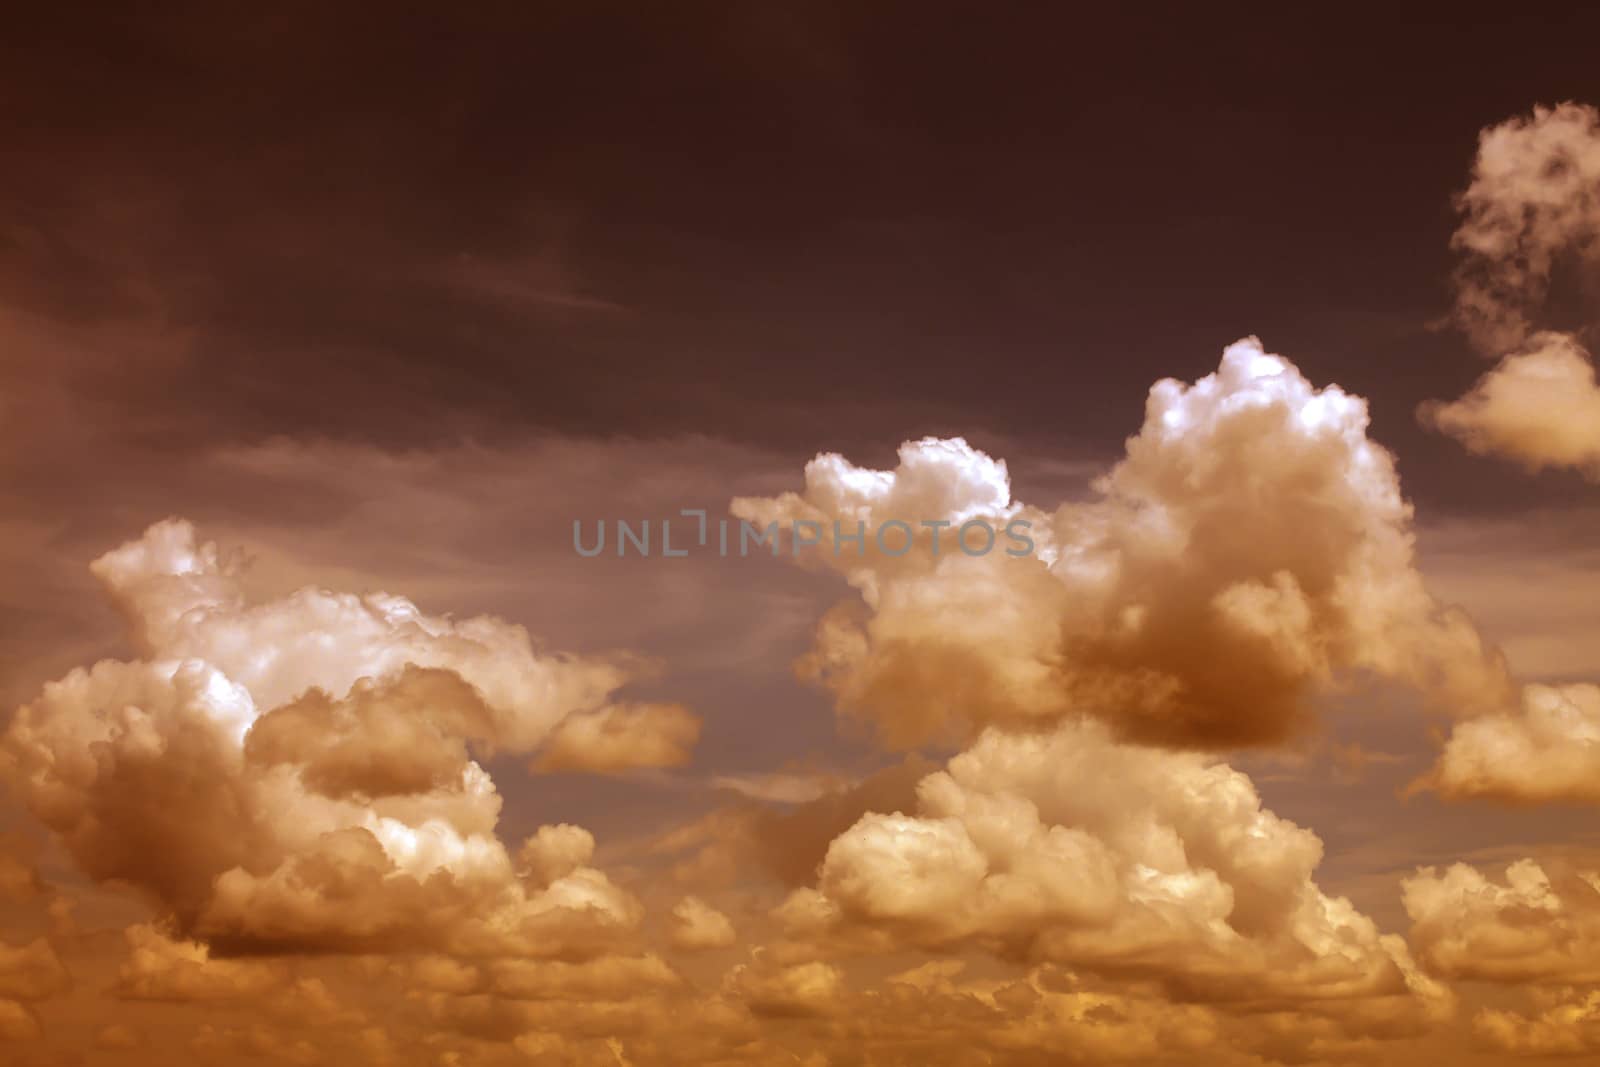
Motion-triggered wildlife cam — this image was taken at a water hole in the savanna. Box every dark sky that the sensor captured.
[5,4,1600,510]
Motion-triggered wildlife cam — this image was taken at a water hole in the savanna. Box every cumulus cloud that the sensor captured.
[773,718,1450,1048]
[1422,683,1600,803]
[517,824,596,887]
[1404,858,1600,984]
[735,339,1509,750]
[85,517,651,750]
[1427,102,1600,475]
[1424,332,1600,479]
[113,923,289,1002]
[669,896,737,951]
[1475,988,1600,1057]
[0,520,668,955]
[726,958,843,1019]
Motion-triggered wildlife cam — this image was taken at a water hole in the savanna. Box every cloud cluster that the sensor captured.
[0,519,686,955]
[1405,859,1600,984]
[1423,682,1600,803]
[774,718,1449,1041]
[1428,102,1600,477]
[1405,858,1600,1055]
[1410,110,1600,806]
[736,338,1509,750]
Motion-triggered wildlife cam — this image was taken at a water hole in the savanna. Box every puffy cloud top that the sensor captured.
[2,520,689,955]
[736,339,1509,749]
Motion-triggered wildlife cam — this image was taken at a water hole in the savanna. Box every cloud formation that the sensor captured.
[1450,102,1600,355]
[1405,858,1600,985]
[1423,683,1600,803]
[1404,857,1600,1056]
[1423,331,1600,480]
[0,519,679,956]
[736,338,1509,750]
[1428,102,1600,476]
[774,718,1449,1045]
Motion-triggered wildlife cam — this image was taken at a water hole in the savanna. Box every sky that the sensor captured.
[3,6,1600,1065]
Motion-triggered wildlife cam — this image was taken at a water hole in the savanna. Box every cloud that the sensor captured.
[735,338,1510,750]
[772,718,1450,1048]
[1,520,659,956]
[709,769,844,805]
[113,923,289,1002]
[1423,332,1600,479]
[1421,683,1600,803]
[669,896,736,951]
[0,835,46,903]
[1404,858,1600,984]
[517,824,597,887]
[1475,989,1600,1057]
[1426,102,1600,475]
[532,702,701,774]
[725,959,842,1019]
[93,1023,143,1050]
[244,667,495,799]
[485,954,680,1002]
[0,1000,39,1042]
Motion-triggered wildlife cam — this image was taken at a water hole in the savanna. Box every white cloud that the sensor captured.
[735,338,1509,750]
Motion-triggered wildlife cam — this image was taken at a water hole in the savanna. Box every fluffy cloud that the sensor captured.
[774,718,1449,1045]
[1403,856,1600,1059]
[1449,102,1600,355]
[1475,988,1600,1057]
[1404,859,1600,984]
[517,823,596,886]
[0,520,667,955]
[1423,683,1600,803]
[1428,102,1600,475]
[1401,857,1600,1055]
[85,518,648,750]
[0,938,68,1003]
[0,999,39,1042]
[113,923,289,1002]
[1424,332,1600,479]
[735,339,1509,749]
[669,896,737,951]
[725,958,843,1018]
[1417,109,1600,799]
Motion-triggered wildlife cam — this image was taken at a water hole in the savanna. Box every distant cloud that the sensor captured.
[1427,102,1600,476]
